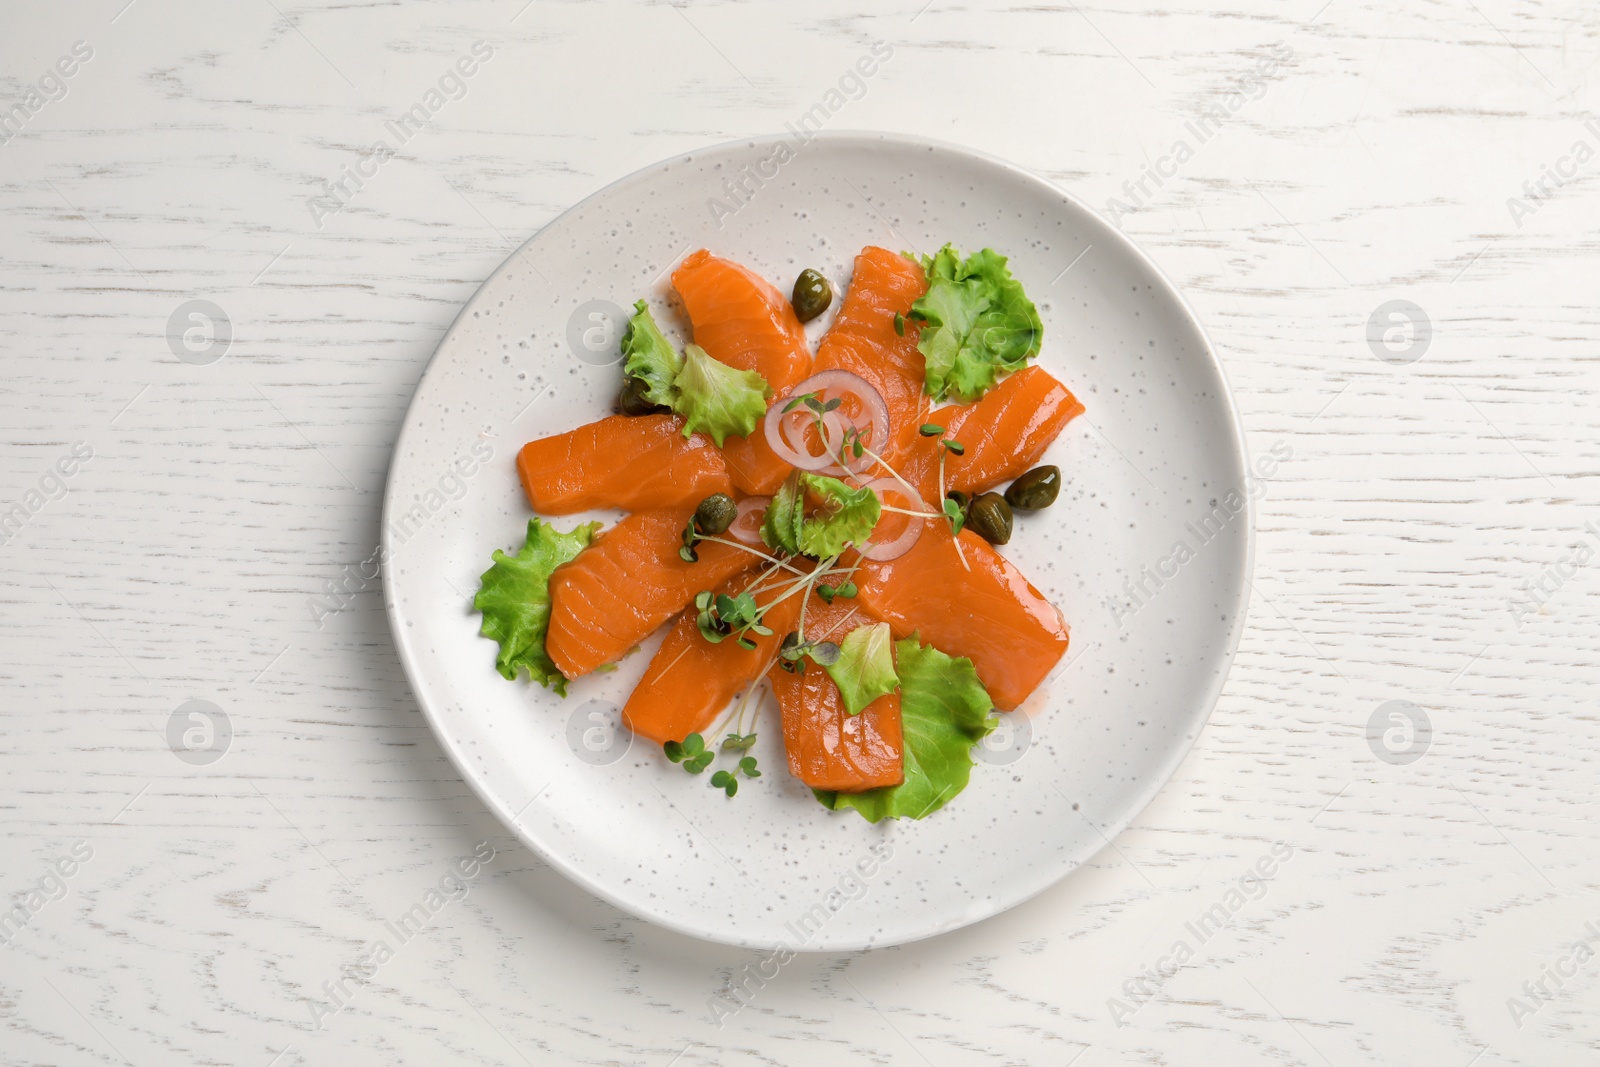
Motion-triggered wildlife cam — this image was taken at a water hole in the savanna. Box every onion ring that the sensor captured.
[763,404,836,471]
[729,496,769,546]
[764,370,891,479]
[858,477,928,562]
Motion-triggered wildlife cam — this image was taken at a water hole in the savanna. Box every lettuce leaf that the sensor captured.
[674,343,770,446]
[815,635,995,822]
[474,517,601,694]
[761,470,805,555]
[912,245,1043,403]
[797,473,880,558]
[621,300,682,408]
[823,622,899,716]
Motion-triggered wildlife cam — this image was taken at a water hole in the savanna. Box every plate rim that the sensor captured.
[381,129,1256,949]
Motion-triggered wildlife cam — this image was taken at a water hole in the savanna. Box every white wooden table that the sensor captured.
[4,1,1597,1064]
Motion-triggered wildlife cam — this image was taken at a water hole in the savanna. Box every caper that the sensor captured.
[791,269,833,323]
[693,493,738,536]
[1004,465,1061,511]
[967,492,1013,545]
[617,375,670,417]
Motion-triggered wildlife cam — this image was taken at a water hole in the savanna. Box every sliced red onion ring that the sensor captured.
[763,404,836,471]
[729,496,769,545]
[764,370,891,479]
[859,477,928,562]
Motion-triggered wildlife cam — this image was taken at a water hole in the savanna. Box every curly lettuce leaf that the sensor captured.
[815,635,995,822]
[474,518,601,694]
[761,470,804,555]
[912,245,1043,403]
[621,300,682,408]
[674,343,770,446]
[823,622,899,717]
[797,473,880,558]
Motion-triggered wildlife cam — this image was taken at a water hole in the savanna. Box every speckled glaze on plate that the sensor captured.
[382,132,1253,950]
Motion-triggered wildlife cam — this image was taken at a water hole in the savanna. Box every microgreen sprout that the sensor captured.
[815,581,858,605]
[918,423,945,437]
[942,439,965,455]
[942,497,966,536]
[663,732,714,774]
[709,754,761,797]
[893,312,906,336]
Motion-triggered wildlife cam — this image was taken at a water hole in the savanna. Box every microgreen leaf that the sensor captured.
[679,545,698,563]
[664,740,685,763]
[809,640,842,667]
[943,498,966,536]
[919,423,945,437]
[894,312,906,336]
[739,756,759,775]
[817,584,837,605]
[694,590,713,612]
[942,439,965,455]
[682,733,705,757]
[721,733,758,751]
[838,581,857,598]
[783,391,818,414]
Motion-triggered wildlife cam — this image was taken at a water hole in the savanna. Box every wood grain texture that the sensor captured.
[3,0,1598,1064]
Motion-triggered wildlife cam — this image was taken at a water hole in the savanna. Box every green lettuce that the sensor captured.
[823,622,899,716]
[621,300,682,408]
[674,343,770,446]
[911,245,1043,403]
[797,473,880,558]
[815,635,995,822]
[761,471,805,555]
[474,517,601,694]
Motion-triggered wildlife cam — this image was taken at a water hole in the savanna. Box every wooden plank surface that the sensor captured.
[2,0,1597,1064]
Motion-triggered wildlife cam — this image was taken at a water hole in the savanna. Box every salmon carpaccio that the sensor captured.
[672,249,812,495]
[517,414,731,514]
[546,505,755,679]
[623,574,803,746]
[855,528,1068,711]
[767,595,904,792]
[815,246,930,467]
[903,366,1084,501]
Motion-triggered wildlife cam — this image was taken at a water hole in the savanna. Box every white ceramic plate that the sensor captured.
[382,132,1252,950]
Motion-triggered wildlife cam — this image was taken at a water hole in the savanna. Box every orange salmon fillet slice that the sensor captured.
[623,572,803,746]
[546,505,757,679]
[768,595,904,792]
[854,528,1068,711]
[815,246,931,468]
[901,365,1083,502]
[673,249,812,495]
[517,414,731,514]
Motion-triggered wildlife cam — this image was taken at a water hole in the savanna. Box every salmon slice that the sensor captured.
[546,505,757,678]
[623,573,803,746]
[767,595,904,792]
[815,246,930,467]
[902,366,1084,501]
[854,528,1068,710]
[517,414,731,514]
[672,250,812,495]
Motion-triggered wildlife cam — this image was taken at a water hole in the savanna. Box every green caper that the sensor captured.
[693,493,738,536]
[617,375,670,416]
[1004,465,1061,511]
[791,269,833,323]
[967,492,1013,545]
